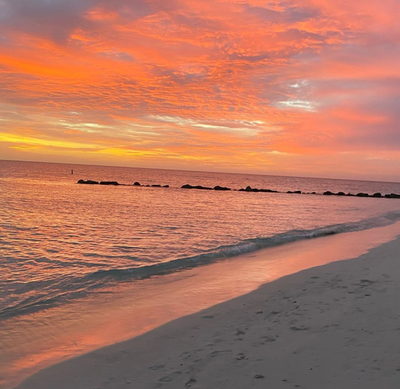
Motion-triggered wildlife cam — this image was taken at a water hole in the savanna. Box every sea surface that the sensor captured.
[1,159,400,321]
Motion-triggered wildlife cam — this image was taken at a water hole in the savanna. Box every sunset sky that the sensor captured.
[1,0,399,180]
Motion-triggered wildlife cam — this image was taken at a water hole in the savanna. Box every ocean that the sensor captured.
[2,159,400,320]
[2,160,400,388]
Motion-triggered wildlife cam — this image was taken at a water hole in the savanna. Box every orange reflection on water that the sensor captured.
[3,222,400,389]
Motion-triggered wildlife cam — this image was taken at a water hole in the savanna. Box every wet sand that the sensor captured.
[14,223,400,389]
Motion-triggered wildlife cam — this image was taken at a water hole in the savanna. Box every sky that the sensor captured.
[0,0,400,181]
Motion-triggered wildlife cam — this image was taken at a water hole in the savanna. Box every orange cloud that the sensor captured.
[1,0,400,180]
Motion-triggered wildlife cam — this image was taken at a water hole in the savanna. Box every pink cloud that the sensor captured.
[0,0,400,180]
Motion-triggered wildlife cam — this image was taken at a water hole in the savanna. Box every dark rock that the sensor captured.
[151,184,161,187]
[133,182,141,186]
[100,181,119,185]
[346,193,355,196]
[311,192,316,194]
[214,186,231,191]
[77,179,99,184]
[182,184,212,190]
[356,192,369,197]
[163,185,169,188]
[323,191,333,195]
[372,192,382,197]
[385,193,400,199]
[259,189,278,193]
[287,191,293,194]
[337,192,345,196]
[293,190,302,194]
[245,186,252,192]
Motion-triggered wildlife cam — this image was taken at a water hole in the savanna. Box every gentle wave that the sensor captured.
[88,209,400,280]
[2,209,400,319]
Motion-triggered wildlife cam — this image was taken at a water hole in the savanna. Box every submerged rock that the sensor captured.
[385,193,400,199]
[323,191,333,195]
[100,181,119,186]
[77,179,99,185]
[372,192,382,197]
[356,192,369,197]
[133,182,141,186]
[239,187,278,193]
[181,184,212,190]
[214,185,231,191]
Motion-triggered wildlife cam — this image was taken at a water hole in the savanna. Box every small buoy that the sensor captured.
[71,169,74,175]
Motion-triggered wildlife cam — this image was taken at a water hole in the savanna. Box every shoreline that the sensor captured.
[13,222,400,389]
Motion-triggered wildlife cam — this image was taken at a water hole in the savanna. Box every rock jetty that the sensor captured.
[77,180,169,188]
[76,180,400,200]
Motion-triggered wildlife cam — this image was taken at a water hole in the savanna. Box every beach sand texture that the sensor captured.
[15,233,400,389]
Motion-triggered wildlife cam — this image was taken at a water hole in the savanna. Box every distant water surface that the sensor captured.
[1,159,400,319]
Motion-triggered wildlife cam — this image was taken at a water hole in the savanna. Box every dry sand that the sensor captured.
[15,235,400,389]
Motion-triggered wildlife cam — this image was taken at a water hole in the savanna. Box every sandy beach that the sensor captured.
[14,226,400,389]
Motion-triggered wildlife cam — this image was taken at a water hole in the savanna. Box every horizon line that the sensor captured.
[1,158,399,185]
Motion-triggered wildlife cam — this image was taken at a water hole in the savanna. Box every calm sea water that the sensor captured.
[1,160,400,320]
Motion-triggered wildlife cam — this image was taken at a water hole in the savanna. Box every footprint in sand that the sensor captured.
[261,335,278,342]
[158,371,182,383]
[290,326,310,331]
[149,364,165,370]
[185,378,197,387]
[210,350,232,357]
